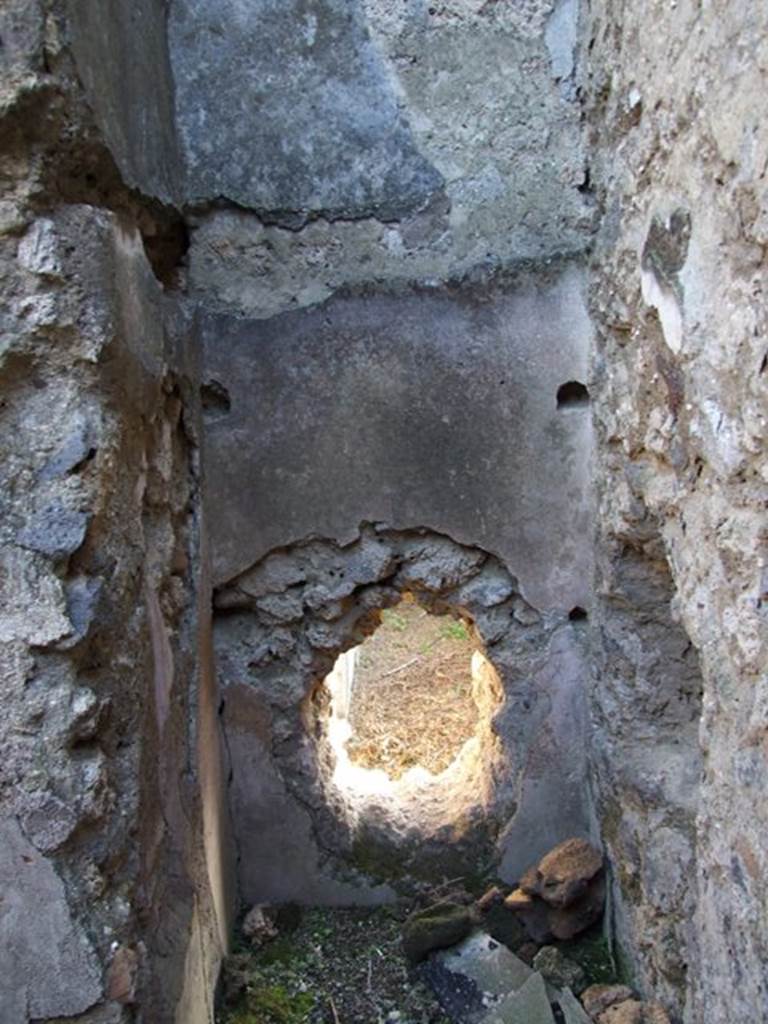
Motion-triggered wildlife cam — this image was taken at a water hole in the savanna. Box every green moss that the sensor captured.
[248,984,314,1023]
[349,825,497,896]
[225,982,314,1024]
[612,940,637,988]
[557,929,620,987]
[439,619,470,641]
[258,936,303,968]
[402,902,474,964]
[348,829,414,884]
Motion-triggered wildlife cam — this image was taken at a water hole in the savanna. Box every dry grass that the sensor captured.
[346,601,478,779]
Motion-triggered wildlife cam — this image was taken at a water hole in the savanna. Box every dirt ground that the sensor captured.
[346,600,479,779]
[219,904,451,1024]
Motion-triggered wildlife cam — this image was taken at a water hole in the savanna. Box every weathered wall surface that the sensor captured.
[582,2,768,1020]
[0,6,230,1022]
[213,527,594,906]
[187,0,602,945]
[201,266,593,612]
[3,0,766,1021]
[182,0,592,317]
[202,265,597,905]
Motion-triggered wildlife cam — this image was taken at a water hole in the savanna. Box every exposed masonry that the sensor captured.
[213,526,593,904]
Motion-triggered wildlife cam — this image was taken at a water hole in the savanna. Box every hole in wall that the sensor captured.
[557,380,590,409]
[213,526,536,895]
[324,598,486,796]
[140,215,190,290]
[201,379,232,417]
[568,606,588,621]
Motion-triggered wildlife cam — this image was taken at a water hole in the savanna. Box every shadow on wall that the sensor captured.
[593,517,704,1014]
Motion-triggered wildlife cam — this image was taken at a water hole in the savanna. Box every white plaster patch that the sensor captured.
[641,266,683,354]
[17,219,63,278]
[545,0,579,81]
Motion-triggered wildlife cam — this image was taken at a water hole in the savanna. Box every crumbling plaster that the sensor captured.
[200,265,593,613]
[213,527,594,906]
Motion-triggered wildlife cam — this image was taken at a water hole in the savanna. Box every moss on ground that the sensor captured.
[218,906,449,1024]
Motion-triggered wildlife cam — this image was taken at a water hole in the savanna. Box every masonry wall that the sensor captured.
[1,1,766,1022]
[582,3,768,1020]
[0,5,231,1021]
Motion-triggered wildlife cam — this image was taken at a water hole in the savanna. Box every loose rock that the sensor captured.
[581,984,635,1018]
[524,838,603,908]
[597,999,672,1024]
[401,901,474,964]
[548,874,606,940]
[533,945,587,995]
[242,904,277,946]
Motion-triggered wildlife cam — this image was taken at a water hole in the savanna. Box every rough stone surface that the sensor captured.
[483,903,528,954]
[533,946,587,995]
[597,1001,671,1024]
[216,526,593,903]
[66,0,183,204]
[558,987,594,1024]
[581,986,636,1019]
[485,971,556,1024]
[1,1,766,1022]
[183,0,591,315]
[402,903,475,965]
[582,1,768,1019]
[0,817,102,1021]
[435,932,534,999]
[170,0,443,220]
[522,838,603,908]
[0,28,231,1016]
[548,873,606,940]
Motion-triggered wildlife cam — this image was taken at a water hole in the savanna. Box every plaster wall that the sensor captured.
[201,266,593,613]
[201,266,597,906]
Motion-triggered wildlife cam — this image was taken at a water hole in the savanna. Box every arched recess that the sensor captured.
[212,524,594,905]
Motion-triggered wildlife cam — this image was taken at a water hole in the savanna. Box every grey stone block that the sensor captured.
[17,506,89,560]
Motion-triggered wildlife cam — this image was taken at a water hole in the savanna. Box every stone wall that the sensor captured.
[582,2,768,1020]
[213,526,594,906]
[1,0,766,1021]
[0,5,230,1021]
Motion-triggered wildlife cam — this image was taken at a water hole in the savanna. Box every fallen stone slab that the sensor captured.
[557,987,594,1024]
[420,930,537,1023]
[436,931,534,997]
[484,972,556,1024]
[418,956,487,1023]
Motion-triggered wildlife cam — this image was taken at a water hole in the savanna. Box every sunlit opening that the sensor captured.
[325,599,495,798]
